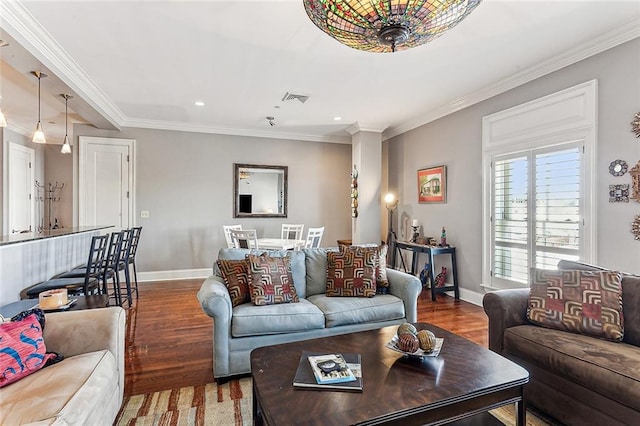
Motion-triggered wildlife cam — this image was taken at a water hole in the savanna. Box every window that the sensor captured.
[492,145,581,287]
[482,80,596,289]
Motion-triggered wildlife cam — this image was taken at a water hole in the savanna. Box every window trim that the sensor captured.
[481,80,597,290]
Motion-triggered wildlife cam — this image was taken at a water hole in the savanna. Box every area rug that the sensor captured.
[116,377,550,426]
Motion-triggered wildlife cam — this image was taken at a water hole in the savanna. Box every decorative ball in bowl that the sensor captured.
[386,322,443,358]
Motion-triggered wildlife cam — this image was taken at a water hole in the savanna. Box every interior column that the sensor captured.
[348,123,385,245]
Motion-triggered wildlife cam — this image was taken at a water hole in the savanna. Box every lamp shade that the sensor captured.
[303,0,482,53]
[32,121,46,144]
[60,135,71,154]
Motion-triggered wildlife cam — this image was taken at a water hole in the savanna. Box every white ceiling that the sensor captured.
[1,0,639,145]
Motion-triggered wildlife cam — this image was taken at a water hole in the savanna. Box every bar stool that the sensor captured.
[24,235,109,299]
[116,229,134,307]
[127,226,142,299]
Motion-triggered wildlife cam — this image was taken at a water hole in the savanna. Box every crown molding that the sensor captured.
[122,118,352,144]
[0,1,124,129]
[346,122,388,135]
[384,19,640,141]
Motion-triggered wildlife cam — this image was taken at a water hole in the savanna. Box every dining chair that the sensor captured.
[230,229,258,249]
[223,224,243,249]
[281,224,304,240]
[305,226,325,248]
[116,228,135,307]
[24,234,109,299]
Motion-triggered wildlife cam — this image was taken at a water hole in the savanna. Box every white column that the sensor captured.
[348,123,386,245]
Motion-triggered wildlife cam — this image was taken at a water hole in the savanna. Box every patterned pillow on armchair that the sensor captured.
[527,268,624,342]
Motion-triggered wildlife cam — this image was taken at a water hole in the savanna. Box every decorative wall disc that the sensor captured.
[632,112,640,138]
[609,159,628,176]
[609,184,629,203]
[632,214,640,241]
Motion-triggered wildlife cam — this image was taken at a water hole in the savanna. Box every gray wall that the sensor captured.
[387,38,640,297]
[73,125,352,274]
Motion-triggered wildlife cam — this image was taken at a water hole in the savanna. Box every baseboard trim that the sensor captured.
[138,268,211,283]
[458,288,484,307]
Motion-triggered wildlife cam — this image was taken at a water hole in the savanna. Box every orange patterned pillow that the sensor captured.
[326,246,377,297]
[246,254,299,306]
[527,268,624,342]
[216,259,251,307]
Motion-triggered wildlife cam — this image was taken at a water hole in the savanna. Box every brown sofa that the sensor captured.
[482,260,640,425]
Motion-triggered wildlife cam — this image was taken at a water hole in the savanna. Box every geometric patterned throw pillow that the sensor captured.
[0,313,58,387]
[527,268,624,342]
[327,246,377,297]
[216,259,251,307]
[246,254,299,306]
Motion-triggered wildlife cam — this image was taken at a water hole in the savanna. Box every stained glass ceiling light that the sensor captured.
[303,0,482,53]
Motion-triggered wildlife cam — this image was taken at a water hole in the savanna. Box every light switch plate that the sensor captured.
[140,210,149,218]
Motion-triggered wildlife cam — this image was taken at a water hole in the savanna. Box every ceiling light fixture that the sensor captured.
[32,71,47,144]
[303,0,482,53]
[60,94,73,154]
[194,100,205,106]
[266,116,276,127]
[0,98,6,127]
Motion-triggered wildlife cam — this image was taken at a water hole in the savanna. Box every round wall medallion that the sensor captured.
[632,214,640,241]
[632,112,640,138]
[609,159,628,176]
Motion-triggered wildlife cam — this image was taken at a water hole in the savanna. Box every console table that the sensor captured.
[393,241,459,301]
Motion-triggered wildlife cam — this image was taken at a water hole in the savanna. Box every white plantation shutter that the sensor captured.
[491,146,581,286]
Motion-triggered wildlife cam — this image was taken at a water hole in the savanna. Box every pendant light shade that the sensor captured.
[60,94,73,154]
[303,0,482,53]
[32,71,47,144]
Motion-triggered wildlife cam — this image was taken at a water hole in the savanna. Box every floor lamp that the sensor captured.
[385,193,399,268]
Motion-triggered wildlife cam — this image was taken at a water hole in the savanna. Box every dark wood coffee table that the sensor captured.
[251,323,528,425]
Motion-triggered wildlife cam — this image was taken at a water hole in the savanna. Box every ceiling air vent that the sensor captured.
[282,92,310,104]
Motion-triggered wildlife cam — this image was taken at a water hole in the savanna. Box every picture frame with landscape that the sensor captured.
[417,165,447,203]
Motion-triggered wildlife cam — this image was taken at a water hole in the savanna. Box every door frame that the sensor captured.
[78,136,136,228]
[4,142,36,234]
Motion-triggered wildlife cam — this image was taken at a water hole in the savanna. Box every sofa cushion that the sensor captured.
[303,247,338,296]
[504,325,640,411]
[326,246,377,298]
[247,254,299,306]
[0,313,57,387]
[308,294,405,328]
[528,268,624,342]
[217,248,307,298]
[216,259,251,307]
[0,350,118,424]
[231,299,325,337]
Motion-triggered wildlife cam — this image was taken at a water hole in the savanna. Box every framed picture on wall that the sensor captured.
[417,165,447,203]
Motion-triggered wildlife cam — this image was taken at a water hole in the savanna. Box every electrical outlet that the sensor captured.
[140,210,150,218]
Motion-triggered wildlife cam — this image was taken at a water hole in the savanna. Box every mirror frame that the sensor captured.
[233,163,288,218]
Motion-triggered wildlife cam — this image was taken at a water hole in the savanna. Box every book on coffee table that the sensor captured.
[293,351,363,392]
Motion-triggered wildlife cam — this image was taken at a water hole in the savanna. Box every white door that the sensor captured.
[79,137,135,229]
[8,143,35,233]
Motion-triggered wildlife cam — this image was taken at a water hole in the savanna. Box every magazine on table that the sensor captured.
[293,351,363,392]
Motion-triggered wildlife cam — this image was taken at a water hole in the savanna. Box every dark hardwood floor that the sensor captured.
[123,279,488,396]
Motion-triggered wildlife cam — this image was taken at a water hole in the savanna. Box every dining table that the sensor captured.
[256,238,305,250]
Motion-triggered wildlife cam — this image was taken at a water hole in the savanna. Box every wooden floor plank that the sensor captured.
[124,279,488,396]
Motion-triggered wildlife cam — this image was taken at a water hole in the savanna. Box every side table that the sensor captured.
[0,295,110,319]
[394,241,459,301]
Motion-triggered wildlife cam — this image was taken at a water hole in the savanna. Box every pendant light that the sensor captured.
[32,71,47,144]
[60,94,73,154]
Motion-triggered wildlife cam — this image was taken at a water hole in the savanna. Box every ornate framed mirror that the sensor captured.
[233,164,288,218]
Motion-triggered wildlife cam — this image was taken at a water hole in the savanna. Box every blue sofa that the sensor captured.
[197,248,422,380]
